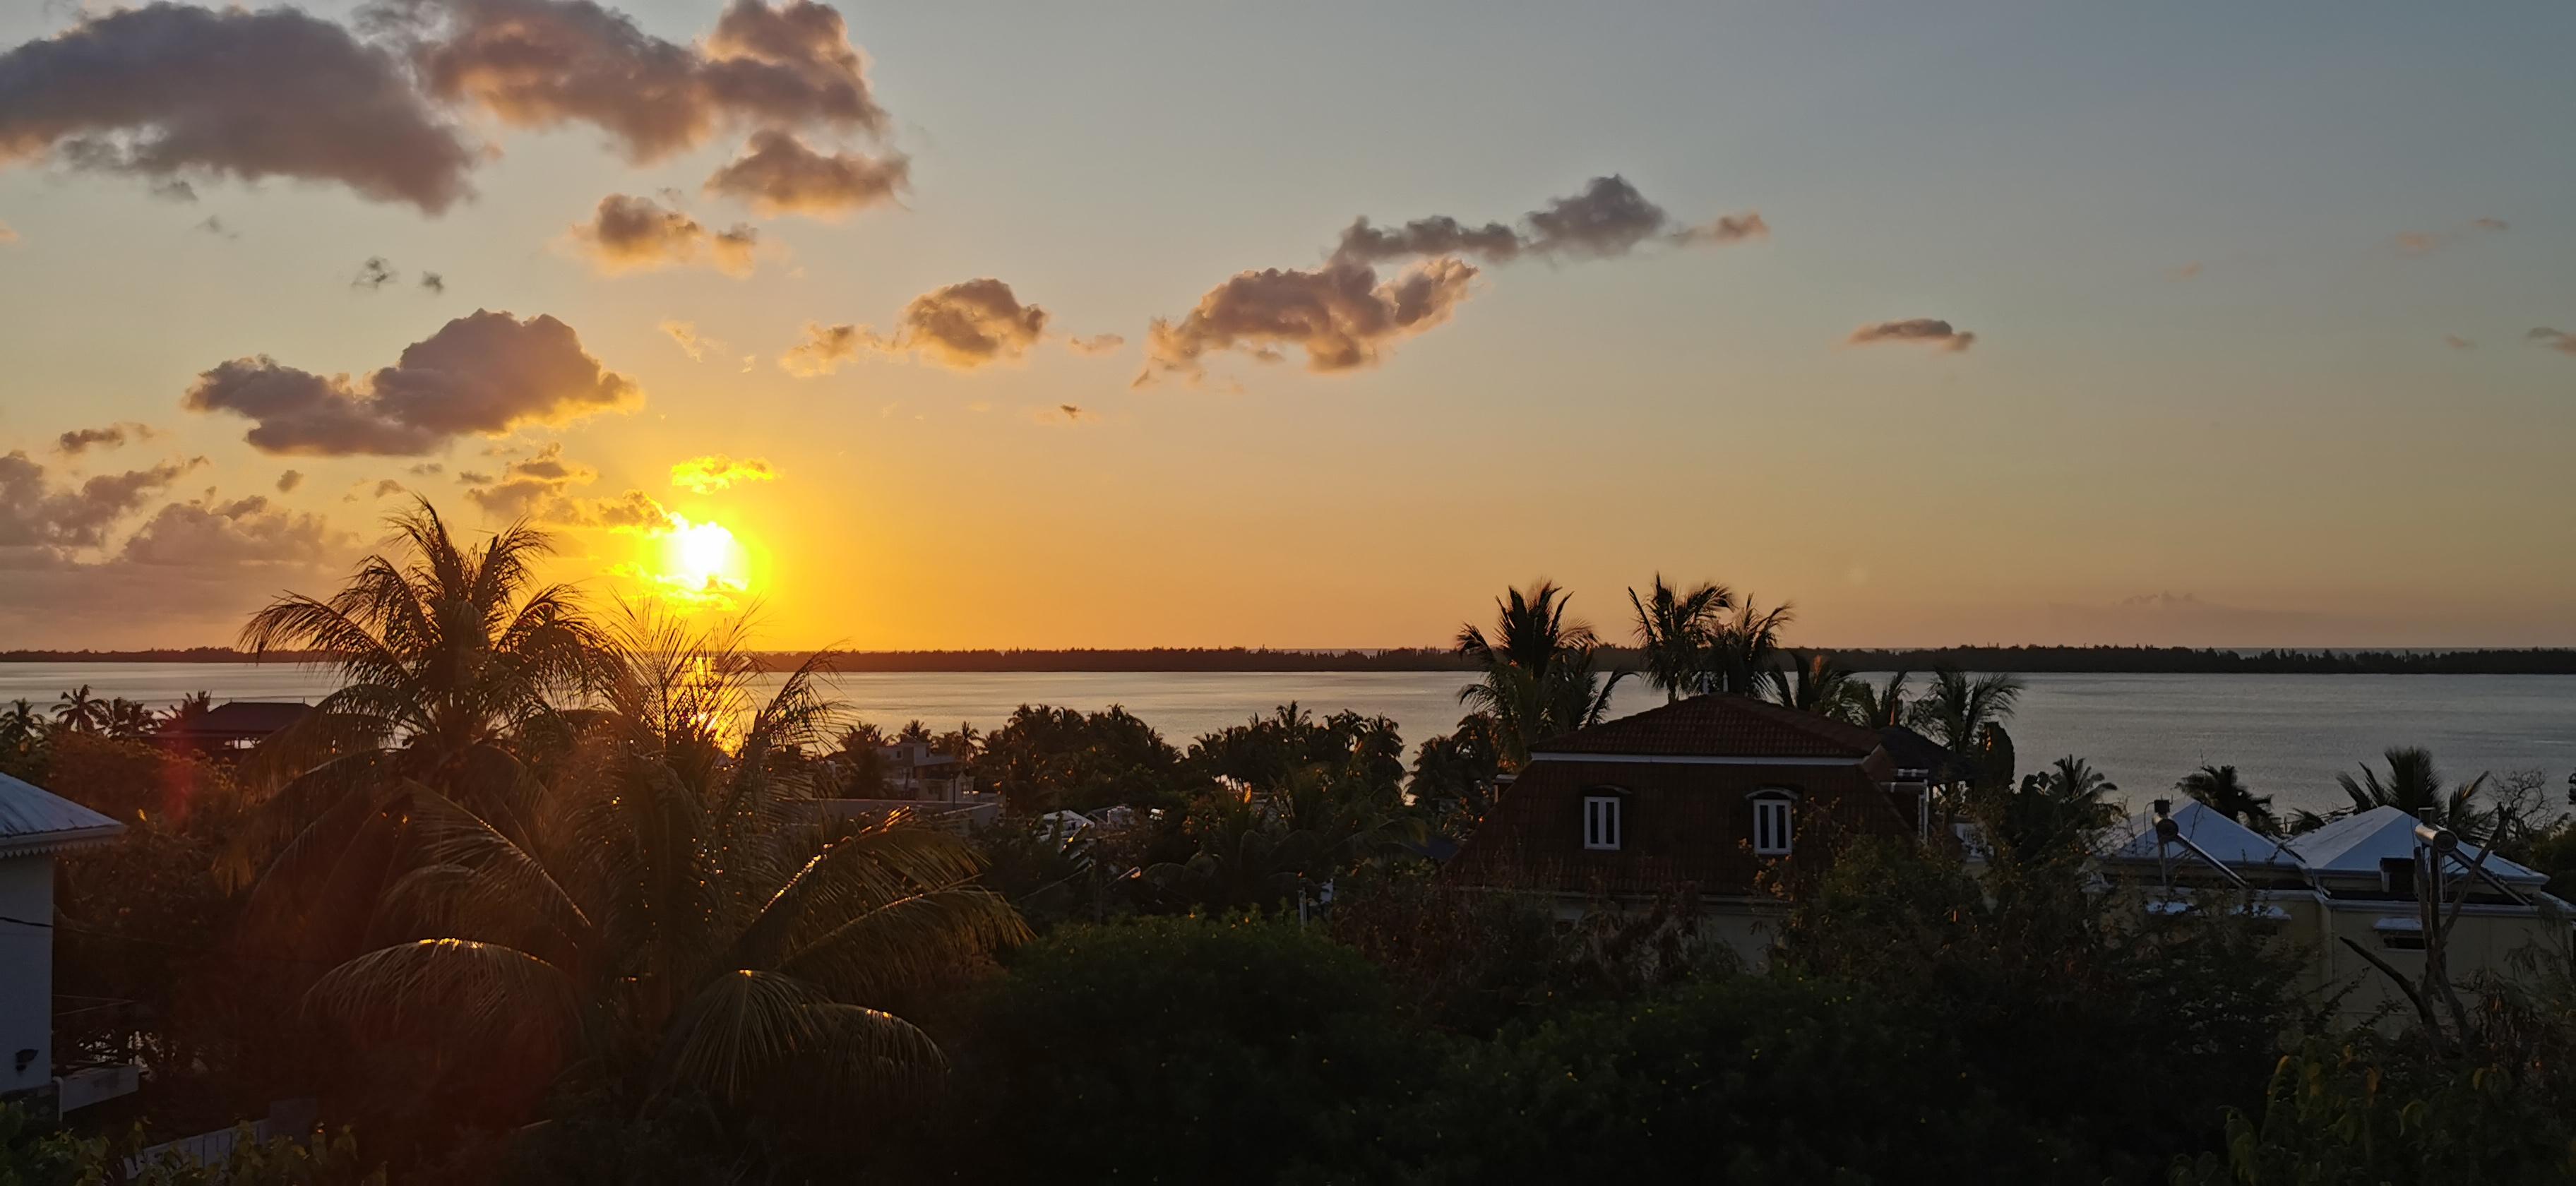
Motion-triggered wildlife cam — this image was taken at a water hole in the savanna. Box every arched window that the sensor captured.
[1750,789,1796,856]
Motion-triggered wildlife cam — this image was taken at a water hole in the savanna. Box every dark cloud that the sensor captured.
[392,0,888,162]
[420,270,446,294]
[56,421,153,455]
[1847,318,1976,352]
[121,494,340,566]
[353,256,400,289]
[0,450,197,549]
[703,128,906,217]
[462,443,670,529]
[1331,176,1764,265]
[1140,258,1477,382]
[779,322,871,378]
[0,3,478,211]
[890,279,1048,369]
[148,177,196,202]
[196,215,238,239]
[2529,328,2576,357]
[572,193,758,275]
[277,469,304,493]
[407,462,446,477]
[184,309,641,455]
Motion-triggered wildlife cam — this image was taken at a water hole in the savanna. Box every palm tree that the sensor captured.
[52,685,107,734]
[2337,747,2489,838]
[1909,667,2025,790]
[163,690,216,732]
[1703,598,1795,696]
[1763,651,1861,723]
[294,611,1029,1117]
[1457,582,1625,767]
[2176,764,2278,837]
[0,700,43,764]
[1844,670,1913,730]
[239,498,608,767]
[1626,575,1731,702]
[103,698,160,742]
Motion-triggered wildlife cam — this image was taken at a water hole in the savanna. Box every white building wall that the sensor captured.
[0,853,55,1096]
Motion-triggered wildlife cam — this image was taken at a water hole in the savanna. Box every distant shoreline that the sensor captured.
[5,645,2575,676]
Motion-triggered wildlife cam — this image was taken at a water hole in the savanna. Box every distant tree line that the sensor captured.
[9,644,2576,674]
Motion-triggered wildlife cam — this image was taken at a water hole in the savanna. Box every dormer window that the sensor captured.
[1582,793,1623,851]
[1751,790,1796,856]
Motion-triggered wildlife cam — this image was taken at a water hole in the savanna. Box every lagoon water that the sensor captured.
[5,663,2572,817]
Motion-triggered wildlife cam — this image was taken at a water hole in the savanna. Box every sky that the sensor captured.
[1,0,2571,651]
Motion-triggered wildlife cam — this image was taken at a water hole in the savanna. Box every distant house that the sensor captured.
[158,701,314,757]
[2098,800,2568,1024]
[878,741,974,801]
[0,771,126,1115]
[1445,695,1928,960]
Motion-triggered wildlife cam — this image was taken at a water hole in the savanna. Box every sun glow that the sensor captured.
[627,515,751,609]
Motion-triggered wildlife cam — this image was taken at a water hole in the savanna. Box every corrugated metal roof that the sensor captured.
[0,770,124,856]
[2100,800,2303,868]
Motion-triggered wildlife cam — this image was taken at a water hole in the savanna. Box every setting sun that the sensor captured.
[659,516,749,597]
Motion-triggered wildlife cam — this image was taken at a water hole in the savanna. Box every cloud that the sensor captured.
[420,271,446,294]
[0,4,478,211]
[353,256,400,289]
[660,318,719,361]
[670,454,775,493]
[1066,333,1126,357]
[571,193,758,276]
[1331,176,1763,265]
[460,441,673,530]
[779,321,873,378]
[2169,261,2203,281]
[277,469,304,493]
[196,215,236,239]
[55,421,153,455]
[184,309,641,455]
[394,0,888,162]
[2395,217,2507,256]
[2443,335,2474,350]
[0,450,198,550]
[407,462,445,477]
[2529,328,2576,357]
[1140,258,1477,382]
[888,279,1049,369]
[703,128,906,217]
[120,494,341,567]
[1847,318,1976,352]
[0,220,14,244]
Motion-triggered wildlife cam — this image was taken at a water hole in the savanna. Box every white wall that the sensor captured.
[0,853,54,1096]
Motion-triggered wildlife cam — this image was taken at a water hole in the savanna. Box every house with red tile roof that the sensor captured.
[1444,694,1929,962]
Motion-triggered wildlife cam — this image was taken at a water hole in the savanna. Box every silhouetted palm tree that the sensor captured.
[1457,581,1624,767]
[52,685,107,734]
[2337,746,2489,838]
[239,498,608,766]
[2176,764,2278,837]
[1703,598,1795,696]
[1844,670,1913,730]
[163,690,216,733]
[103,698,158,742]
[1626,575,1731,702]
[1763,651,1861,723]
[1909,668,2023,751]
[0,700,42,762]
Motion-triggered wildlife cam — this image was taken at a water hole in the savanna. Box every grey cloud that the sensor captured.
[277,469,304,493]
[886,279,1048,369]
[0,3,477,211]
[573,193,758,275]
[2396,218,2508,256]
[393,0,888,162]
[1066,333,1126,357]
[56,421,153,455]
[354,256,400,289]
[1331,176,1765,265]
[0,450,197,549]
[1847,318,1976,352]
[184,309,641,455]
[121,494,341,566]
[704,128,906,217]
[420,271,446,294]
[779,322,873,378]
[1140,258,1477,382]
[462,443,669,529]
[2529,328,2576,357]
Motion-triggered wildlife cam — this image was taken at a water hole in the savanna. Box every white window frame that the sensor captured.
[1582,794,1623,851]
[1751,791,1796,856]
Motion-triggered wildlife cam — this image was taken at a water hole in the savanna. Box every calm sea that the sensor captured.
[6,663,2571,817]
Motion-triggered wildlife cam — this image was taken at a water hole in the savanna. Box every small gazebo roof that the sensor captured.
[0,771,124,858]
[2100,799,2303,869]
[2289,805,2549,887]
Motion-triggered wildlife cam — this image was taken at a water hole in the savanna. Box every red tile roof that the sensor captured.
[1530,694,1884,760]
[1445,757,1913,897]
